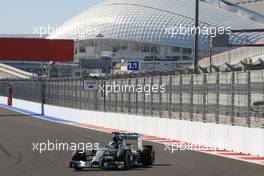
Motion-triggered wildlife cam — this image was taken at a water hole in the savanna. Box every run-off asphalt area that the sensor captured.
[0,107,263,176]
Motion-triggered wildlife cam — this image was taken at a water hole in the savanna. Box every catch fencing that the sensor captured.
[1,70,264,128]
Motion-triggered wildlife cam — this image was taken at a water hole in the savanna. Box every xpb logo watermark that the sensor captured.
[32,24,100,38]
[164,24,231,38]
[99,82,166,96]
[32,140,99,154]
[164,142,231,153]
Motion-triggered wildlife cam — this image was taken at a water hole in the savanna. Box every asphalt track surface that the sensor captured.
[0,107,263,176]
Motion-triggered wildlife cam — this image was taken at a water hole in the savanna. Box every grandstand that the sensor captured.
[232,0,264,16]
[198,39,264,72]
[0,62,37,79]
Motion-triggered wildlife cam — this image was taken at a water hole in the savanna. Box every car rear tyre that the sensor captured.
[142,145,155,166]
[124,150,132,170]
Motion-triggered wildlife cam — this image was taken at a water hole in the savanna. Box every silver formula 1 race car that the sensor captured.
[69,132,155,170]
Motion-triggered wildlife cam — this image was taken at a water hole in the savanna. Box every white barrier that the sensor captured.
[1,96,263,157]
[0,96,41,113]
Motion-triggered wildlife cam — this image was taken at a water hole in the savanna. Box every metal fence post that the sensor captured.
[135,78,138,115]
[71,79,74,108]
[115,80,118,113]
[103,79,106,112]
[121,79,124,113]
[231,72,235,125]
[150,77,153,117]
[59,80,62,106]
[41,80,45,115]
[216,72,220,123]
[247,71,251,127]
[75,80,77,109]
[78,79,82,110]
[128,78,131,114]
[169,75,172,118]
[159,76,162,118]
[179,75,183,120]
[81,79,85,110]
[203,74,207,122]
[107,79,114,112]
[76,80,79,109]
[71,80,74,108]
[63,80,66,107]
[66,80,68,107]
[143,77,146,116]
[190,74,194,121]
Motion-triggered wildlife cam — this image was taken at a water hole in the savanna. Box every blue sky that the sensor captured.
[0,0,106,34]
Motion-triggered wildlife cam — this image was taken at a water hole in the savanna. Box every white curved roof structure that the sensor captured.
[48,0,264,48]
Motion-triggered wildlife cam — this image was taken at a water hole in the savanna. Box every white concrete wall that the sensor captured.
[0,96,41,114]
[0,96,263,157]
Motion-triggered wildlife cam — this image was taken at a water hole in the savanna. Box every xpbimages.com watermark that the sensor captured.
[98,82,166,96]
[164,142,231,153]
[164,25,232,38]
[33,24,232,38]
[32,24,100,37]
[32,140,99,154]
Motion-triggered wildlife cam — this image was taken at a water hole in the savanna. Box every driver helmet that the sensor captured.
[109,136,118,146]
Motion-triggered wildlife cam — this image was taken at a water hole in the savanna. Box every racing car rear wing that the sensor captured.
[112,132,143,150]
